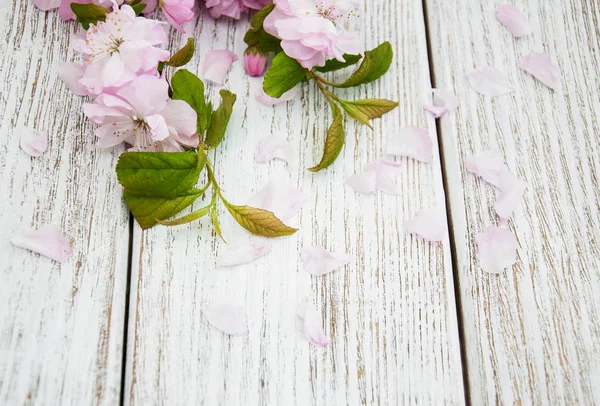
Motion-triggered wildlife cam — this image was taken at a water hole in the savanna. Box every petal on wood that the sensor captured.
[495,172,527,221]
[385,126,433,163]
[19,126,48,157]
[424,89,459,117]
[466,150,507,187]
[520,52,560,90]
[247,178,307,221]
[202,49,238,85]
[297,298,330,347]
[475,226,518,274]
[11,225,72,263]
[405,207,447,242]
[204,303,247,335]
[256,136,294,164]
[367,159,404,195]
[217,240,272,267]
[301,246,352,276]
[496,4,533,37]
[468,67,515,96]
[346,170,377,195]
[256,85,299,106]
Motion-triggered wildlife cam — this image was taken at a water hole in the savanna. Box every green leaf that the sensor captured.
[164,38,195,68]
[210,206,225,241]
[70,3,109,29]
[116,152,207,229]
[315,54,362,73]
[204,90,236,147]
[308,101,345,172]
[263,52,307,98]
[258,30,282,53]
[200,101,212,135]
[171,69,207,135]
[156,202,212,226]
[331,42,393,88]
[339,98,399,128]
[222,201,297,237]
[244,3,276,45]
[129,1,146,15]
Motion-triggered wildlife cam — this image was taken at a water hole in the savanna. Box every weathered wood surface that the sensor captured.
[123,1,465,404]
[425,0,600,404]
[0,2,130,405]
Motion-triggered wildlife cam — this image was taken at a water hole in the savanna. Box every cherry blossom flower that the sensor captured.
[244,46,268,77]
[161,0,196,33]
[83,74,198,151]
[71,4,169,94]
[205,0,271,19]
[58,0,123,21]
[263,0,361,69]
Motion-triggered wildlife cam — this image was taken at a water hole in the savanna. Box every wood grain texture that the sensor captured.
[424,0,600,404]
[124,1,465,404]
[0,2,130,405]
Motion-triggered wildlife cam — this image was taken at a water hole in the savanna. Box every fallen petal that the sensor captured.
[204,303,247,335]
[256,136,294,164]
[385,126,433,163]
[19,126,48,157]
[297,298,330,347]
[466,150,507,187]
[248,179,307,221]
[11,225,72,263]
[302,246,352,276]
[476,226,518,273]
[468,67,515,96]
[423,105,447,118]
[368,159,403,195]
[424,89,459,117]
[405,207,447,242]
[217,241,272,267]
[202,50,238,85]
[495,172,526,220]
[34,0,60,10]
[256,85,299,106]
[520,52,560,90]
[58,62,89,96]
[346,170,377,195]
[496,4,533,37]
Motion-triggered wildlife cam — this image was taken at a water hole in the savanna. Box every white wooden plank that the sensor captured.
[424,0,600,403]
[0,2,130,404]
[124,1,465,404]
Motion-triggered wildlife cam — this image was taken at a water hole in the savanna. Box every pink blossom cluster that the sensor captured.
[205,0,270,20]
[60,4,198,151]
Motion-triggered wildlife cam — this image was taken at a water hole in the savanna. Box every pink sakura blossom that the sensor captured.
[58,0,123,21]
[161,0,196,33]
[263,0,361,69]
[33,0,61,11]
[83,74,198,151]
[71,4,169,95]
[205,0,271,19]
[244,46,268,77]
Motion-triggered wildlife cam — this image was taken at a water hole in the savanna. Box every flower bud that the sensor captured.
[244,46,267,77]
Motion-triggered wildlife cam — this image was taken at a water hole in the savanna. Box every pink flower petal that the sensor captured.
[301,246,352,276]
[424,89,459,118]
[346,170,377,195]
[476,226,518,274]
[11,225,72,263]
[495,171,527,221]
[256,136,293,164]
[297,298,330,347]
[520,52,560,90]
[385,126,433,163]
[347,159,403,195]
[255,85,299,105]
[34,0,61,11]
[423,105,447,118]
[204,303,247,335]
[58,62,90,96]
[19,126,48,157]
[248,179,306,221]
[217,240,271,267]
[496,4,533,37]
[202,50,238,85]
[468,67,515,96]
[466,150,507,187]
[405,207,447,242]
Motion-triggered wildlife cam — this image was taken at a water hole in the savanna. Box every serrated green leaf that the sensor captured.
[244,3,276,45]
[315,54,362,73]
[205,90,236,147]
[308,101,345,172]
[263,52,307,98]
[171,69,207,135]
[331,42,393,88]
[165,38,195,68]
[200,101,212,134]
[222,201,297,237]
[258,30,282,53]
[70,3,109,29]
[124,188,202,229]
[156,202,212,226]
[210,205,225,241]
[339,98,399,128]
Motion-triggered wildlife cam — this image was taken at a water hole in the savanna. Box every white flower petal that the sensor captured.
[297,298,330,347]
[302,246,352,276]
[19,126,48,157]
[468,67,515,96]
[476,227,518,274]
[496,4,533,37]
[204,303,247,335]
[256,85,299,105]
[424,89,459,118]
[466,150,507,187]
[217,241,271,267]
[405,207,447,242]
[385,126,433,163]
[11,225,72,263]
[248,179,307,221]
[520,52,560,90]
[495,172,527,220]
[256,136,294,164]
[346,170,377,195]
[202,50,238,85]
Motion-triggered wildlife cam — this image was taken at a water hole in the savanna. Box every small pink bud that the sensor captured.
[244,46,267,77]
